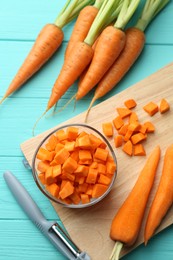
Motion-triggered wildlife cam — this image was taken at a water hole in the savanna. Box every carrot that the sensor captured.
[144,144,173,245]
[0,0,94,104]
[122,140,133,156]
[47,0,121,111]
[143,101,159,116]
[76,0,140,101]
[65,0,103,58]
[159,98,170,114]
[85,0,170,121]
[110,146,160,260]
[114,135,123,148]
[124,99,137,109]
[102,122,113,137]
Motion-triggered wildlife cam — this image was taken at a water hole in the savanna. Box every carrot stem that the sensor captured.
[109,241,123,260]
[114,0,140,30]
[135,0,170,31]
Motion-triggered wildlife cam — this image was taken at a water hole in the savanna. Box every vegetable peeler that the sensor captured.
[3,171,91,260]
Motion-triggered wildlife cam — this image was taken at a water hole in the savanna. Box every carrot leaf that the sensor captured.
[135,0,170,31]
[114,0,140,30]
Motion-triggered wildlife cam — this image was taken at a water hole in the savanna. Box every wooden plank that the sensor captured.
[21,63,173,259]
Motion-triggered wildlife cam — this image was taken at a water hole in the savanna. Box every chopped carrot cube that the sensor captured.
[102,122,113,137]
[98,163,106,174]
[79,150,92,161]
[86,168,98,184]
[59,181,74,199]
[90,162,98,169]
[98,174,111,185]
[54,148,70,164]
[46,183,60,197]
[124,129,133,142]
[106,161,117,175]
[75,176,85,184]
[144,121,155,133]
[138,124,147,134]
[62,171,75,181]
[94,148,108,161]
[52,165,61,178]
[143,101,159,116]
[78,183,88,193]
[70,191,81,204]
[92,184,108,198]
[116,107,132,118]
[122,140,133,156]
[37,147,54,161]
[50,160,58,166]
[62,156,78,173]
[86,184,94,196]
[45,167,54,185]
[55,143,64,152]
[64,141,75,152]
[75,165,89,177]
[38,172,46,185]
[159,98,170,114]
[134,144,146,156]
[81,194,90,204]
[118,124,129,136]
[113,116,124,130]
[124,99,137,109]
[78,134,92,149]
[129,112,138,123]
[56,129,67,141]
[131,133,146,144]
[37,161,50,173]
[45,134,58,151]
[128,122,140,132]
[67,126,79,140]
[114,135,123,148]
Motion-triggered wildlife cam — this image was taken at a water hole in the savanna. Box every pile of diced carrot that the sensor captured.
[36,126,116,205]
[102,98,170,156]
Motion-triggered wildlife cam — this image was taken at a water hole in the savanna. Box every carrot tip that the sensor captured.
[53,93,76,116]
[85,97,96,123]
[0,95,7,105]
[32,109,48,137]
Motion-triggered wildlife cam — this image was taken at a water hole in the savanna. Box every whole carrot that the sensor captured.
[144,144,173,245]
[85,0,170,121]
[47,0,121,111]
[0,0,94,104]
[110,146,160,260]
[65,0,104,59]
[76,0,140,101]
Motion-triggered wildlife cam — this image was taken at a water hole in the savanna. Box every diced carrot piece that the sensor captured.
[60,180,68,189]
[67,126,79,140]
[138,124,147,134]
[36,147,54,161]
[56,129,67,141]
[54,148,70,164]
[98,174,111,185]
[50,160,58,166]
[102,122,113,137]
[62,156,78,173]
[143,101,159,116]
[86,168,98,184]
[78,134,92,149]
[45,134,58,151]
[38,172,46,185]
[112,116,124,130]
[114,135,123,148]
[122,140,133,156]
[128,122,140,132]
[64,141,75,152]
[92,184,108,198]
[98,163,106,174]
[124,99,137,109]
[55,143,64,153]
[37,161,50,172]
[124,129,133,142]
[78,183,88,193]
[52,165,61,178]
[75,165,89,177]
[81,194,90,204]
[159,98,170,114]
[59,181,74,199]
[144,121,155,133]
[78,159,92,165]
[131,133,146,144]
[90,162,98,169]
[89,134,103,149]
[134,143,146,156]
[78,131,88,138]
[45,167,54,185]
[46,183,60,197]
[117,107,132,118]
[70,191,81,204]
[62,171,75,181]
[94,148,108,161]
[75,176,85,184]
[70,150,79,162]
[106,161,117,175]
[86,184,94,196]
[118,124,129,136]
[79,150,92,161]
[129,112,138,123]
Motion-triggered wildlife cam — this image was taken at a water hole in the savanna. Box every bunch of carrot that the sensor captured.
[0,0,95,104]
[109,143,173,259]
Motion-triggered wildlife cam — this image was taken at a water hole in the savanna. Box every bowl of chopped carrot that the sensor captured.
[32,124,117,208]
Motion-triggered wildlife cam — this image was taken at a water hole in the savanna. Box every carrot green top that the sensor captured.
[54,0,95,28]
[135,0,170,32]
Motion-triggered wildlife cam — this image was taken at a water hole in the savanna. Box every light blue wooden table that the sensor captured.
[0,1,173,259]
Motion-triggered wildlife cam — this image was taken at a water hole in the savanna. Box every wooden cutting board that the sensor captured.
[21,63,173,259]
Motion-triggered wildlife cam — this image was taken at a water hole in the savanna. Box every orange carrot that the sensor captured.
[143,101,159,116]
[110,146,160,259]
[144,144,173,245]
[65,1,101,58]
[76,0,140,100]
[124,99,137,109]
[0,0,92,104]
[85,0,170,121]
[159,98,170,114]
